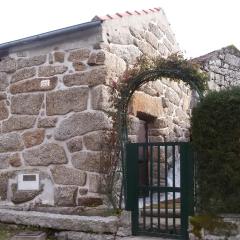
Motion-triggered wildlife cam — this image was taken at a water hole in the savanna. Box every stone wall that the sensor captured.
[98,9,193,143]
[0,9,194,209]
[0,25,114,208]
[194,45,240,90]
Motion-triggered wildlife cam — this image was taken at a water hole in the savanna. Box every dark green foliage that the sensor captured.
[191,87,240,213]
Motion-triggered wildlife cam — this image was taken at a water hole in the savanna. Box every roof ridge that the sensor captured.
[92,7,162,21]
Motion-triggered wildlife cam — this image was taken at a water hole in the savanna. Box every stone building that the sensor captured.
[0,5,240,233]
[0,7,194,210]
[194,45,240,90]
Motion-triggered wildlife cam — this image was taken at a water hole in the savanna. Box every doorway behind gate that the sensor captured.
[125,142,194,239]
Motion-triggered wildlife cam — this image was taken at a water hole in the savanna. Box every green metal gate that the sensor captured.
[125,142,194,239]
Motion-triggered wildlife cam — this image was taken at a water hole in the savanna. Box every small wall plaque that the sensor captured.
[40,80,50,88]
[18,173,39,191]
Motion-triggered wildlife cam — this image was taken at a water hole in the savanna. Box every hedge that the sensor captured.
[191,87,240,213]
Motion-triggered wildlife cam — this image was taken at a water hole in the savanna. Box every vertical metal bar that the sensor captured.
[180,143,189,239]
[157,145,160,231]
[143,145,146,230]
[125,143,139,235]
[165,145,168,232]
[188,145,195,217]
[150,144,153,230]
[172,144,176,233]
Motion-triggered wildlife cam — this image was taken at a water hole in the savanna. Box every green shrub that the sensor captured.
[191,87,240,213]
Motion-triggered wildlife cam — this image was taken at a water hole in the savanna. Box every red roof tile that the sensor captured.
[92,7,162,21]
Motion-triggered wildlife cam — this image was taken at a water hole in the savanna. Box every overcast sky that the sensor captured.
[1,0,239,58]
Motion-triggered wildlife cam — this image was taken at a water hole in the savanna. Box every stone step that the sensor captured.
[0,209,118,234]
[141,208,181,217]
[11,231,46,240]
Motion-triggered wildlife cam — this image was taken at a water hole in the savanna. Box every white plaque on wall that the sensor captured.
[18,173,39,191]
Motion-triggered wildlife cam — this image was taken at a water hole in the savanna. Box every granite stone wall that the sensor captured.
[0,27,114,207]
[99,9,193,143]
[195,45,240,90]
[0,9,194,208]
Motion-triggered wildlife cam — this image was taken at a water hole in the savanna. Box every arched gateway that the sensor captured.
[116,60,207,239]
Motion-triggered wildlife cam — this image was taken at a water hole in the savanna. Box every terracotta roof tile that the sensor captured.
[92,7,162,21]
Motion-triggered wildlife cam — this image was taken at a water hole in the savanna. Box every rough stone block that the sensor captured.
[11,232,46,240]
[0,133,24,153]
[0,100,9,120]
[164,89,180,106]
[11,93,44,115]
[71,151,101,172]
[22,129,45,148]
[11,67,36,83]
[89,173,101,193]
[10,77,57,94]
[109,44,141,64]
[63,67,106,87]
[165,30,176,46]
[72,62,87,71]
[0,58,16,73]
[54,186,77,206]
[175,108,189,121]
[38,65,68,77]
[68,49,91,62]
[145,31,159,50]
[46,87,88,115]
[51,166,86,186]
[54,52,65,63]
[129,26,145,40]
[37,117,57,128]
[149,22,163,39]
[0,72,9,90]
[0,92,7,100]
[149,128,169,137]
[0,151,21,168]
[54,111,111,140]
[57,231,114,240]
[133,39,157,57]
[66,137,83,153]
[79,188,88,196]
[17,55,46,69]
[148,136,164,142]
[77,197,103,207]
[0,154,10,169]
[149,117,168,129]
[2,116,36,133]
[225,53,240,67]
[116,211,132,237]
[83,131,107,151]
[0,208,118,233]
[9,153,22,167]
[11,183,43,204]
[163,38,172,52]
[23,143,67,166]
[87,51,106,65]
[104,53,126,80]
[0,171,14,200]
[106,28,133,45]
[129,91,163,118]
[128,116,146,135]
[91,85,111,111]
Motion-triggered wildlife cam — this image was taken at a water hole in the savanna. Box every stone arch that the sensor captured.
[117,66,207,199]
[119,68,204,145]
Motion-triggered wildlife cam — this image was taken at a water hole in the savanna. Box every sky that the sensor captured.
[0,0,239,58]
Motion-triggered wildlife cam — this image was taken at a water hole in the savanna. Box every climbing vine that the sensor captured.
[102,54,208,209]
